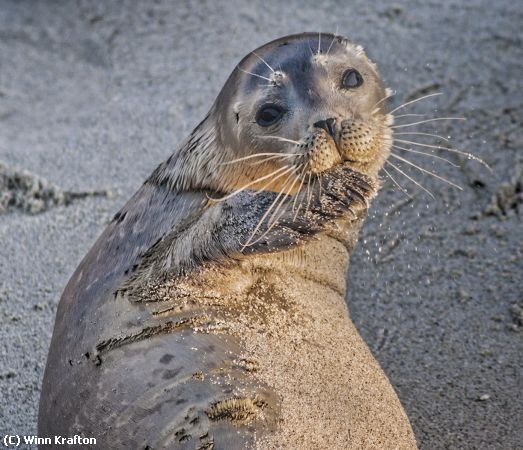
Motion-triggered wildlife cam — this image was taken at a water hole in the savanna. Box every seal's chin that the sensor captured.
[299,131,343,175]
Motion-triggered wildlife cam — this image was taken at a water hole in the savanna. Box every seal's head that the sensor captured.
[212,33,392,192]
[162,33,392,194]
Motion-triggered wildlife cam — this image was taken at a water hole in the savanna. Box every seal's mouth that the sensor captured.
[297,117,390,177]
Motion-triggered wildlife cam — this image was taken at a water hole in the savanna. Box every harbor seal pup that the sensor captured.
[39,33,417,449]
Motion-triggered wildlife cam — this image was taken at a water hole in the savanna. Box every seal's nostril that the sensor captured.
[313,118,336,137]
[325,118,336,136]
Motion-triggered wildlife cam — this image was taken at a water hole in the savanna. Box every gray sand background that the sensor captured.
[0,0,521,448]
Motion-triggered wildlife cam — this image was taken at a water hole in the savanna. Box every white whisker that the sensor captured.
[220,152,294,165]
[292,165,308,215]
[305,172,313,213]
[392,144,459,167]
[243,170,297,247]
[394,131,450,142]
[391,117,466,129]
[317,32,322,54]
[267,171,301,229]
[326,27,338,56]
[386,160,435,199]
[208,165,290,201]
[393,113,424,119]
[251,51,275,73]
[389,92,443,115]
[372,90,396,110]
[248,154,295,166]
[253,165,296,194]
[390,153,463,190]
[382,166,412,198]
[238,68,272,82]
[394,138,491,170]
[259,135,302,145]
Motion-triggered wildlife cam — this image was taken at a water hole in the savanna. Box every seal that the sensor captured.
[39,33,417,449]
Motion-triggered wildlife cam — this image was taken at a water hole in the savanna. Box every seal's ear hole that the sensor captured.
[233,102,241,124]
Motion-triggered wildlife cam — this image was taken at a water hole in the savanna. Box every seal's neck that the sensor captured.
[244,214,367,298]
[146,116,235,194]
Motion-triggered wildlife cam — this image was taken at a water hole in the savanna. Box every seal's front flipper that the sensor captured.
[229,163,377,255]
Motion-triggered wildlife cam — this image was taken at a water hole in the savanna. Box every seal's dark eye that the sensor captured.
[342,69,364,89]
[256,104,284,127]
